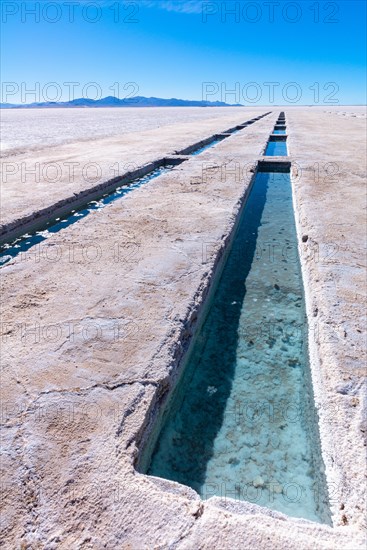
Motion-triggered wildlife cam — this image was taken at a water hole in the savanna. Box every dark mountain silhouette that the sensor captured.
[0,96,243,108]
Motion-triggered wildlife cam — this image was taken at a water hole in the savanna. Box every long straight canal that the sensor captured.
[146,150,330,523]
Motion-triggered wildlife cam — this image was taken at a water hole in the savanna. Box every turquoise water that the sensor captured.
[191,128,243,156]
[191,137,226,156]
[265,141,288,156]
[147,171,329,523]
[273,130,286,135]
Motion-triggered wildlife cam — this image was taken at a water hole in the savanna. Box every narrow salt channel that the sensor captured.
[0,165,173,266]
[146,168,330,524]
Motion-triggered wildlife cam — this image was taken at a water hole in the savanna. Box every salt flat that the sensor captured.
[0,107,267,234]
[1,106,252,155]
[0,106,366,549]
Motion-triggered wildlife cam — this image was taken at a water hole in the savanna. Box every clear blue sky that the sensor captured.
[1,0,366,105]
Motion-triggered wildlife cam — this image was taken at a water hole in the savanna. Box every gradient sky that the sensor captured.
[1,0,366,105]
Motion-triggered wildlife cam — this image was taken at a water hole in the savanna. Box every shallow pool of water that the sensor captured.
[147,171,329,524]
[265,141,288,156]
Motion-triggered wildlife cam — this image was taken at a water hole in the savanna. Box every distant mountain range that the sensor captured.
[0,96,243,109]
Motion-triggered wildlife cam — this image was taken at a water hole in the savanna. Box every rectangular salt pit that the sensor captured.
[145,169,330,524]
[265,141,288,156]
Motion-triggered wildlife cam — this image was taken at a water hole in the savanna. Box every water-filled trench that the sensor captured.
[265,141,288,156]
[145,168,330,524]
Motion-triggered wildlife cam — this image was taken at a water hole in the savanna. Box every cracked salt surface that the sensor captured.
[148,171,330,524]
